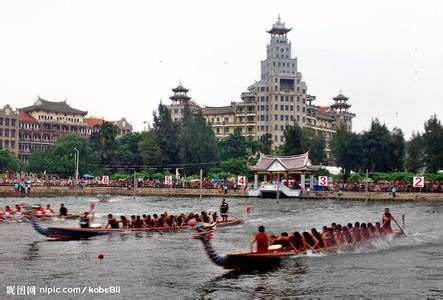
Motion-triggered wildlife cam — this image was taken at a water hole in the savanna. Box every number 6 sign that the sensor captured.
[102,176,109,185]
[413,176,424,188]
[318,176,328,186]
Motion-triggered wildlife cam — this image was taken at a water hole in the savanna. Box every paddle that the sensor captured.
[393,216,406,237]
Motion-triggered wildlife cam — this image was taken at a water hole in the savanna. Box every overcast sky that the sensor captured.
[0,0,442,137]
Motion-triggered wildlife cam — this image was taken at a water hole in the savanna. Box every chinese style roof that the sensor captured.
[267,15,292,35]
[19,111,37,123]
[20,97,87,115]
[250,152,319,172]
[202,106,234,115]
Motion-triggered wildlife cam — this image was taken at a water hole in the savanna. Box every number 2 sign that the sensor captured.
[318,176,328,186]
[413,176,424,188]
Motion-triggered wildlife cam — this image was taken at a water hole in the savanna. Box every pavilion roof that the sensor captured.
[250,152,319,172]
[20,97,87,115]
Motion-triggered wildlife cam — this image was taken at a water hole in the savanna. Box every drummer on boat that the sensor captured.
[59,203,68,217]
[220,198,229,222]
[79,211,91,228]
[382,208,394,233]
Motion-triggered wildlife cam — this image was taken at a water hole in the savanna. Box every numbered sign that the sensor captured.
[413,176,424,188]
[102,176,109,185]
[318,176,328,186]
[165,176,172,185]
[237,176,246,186]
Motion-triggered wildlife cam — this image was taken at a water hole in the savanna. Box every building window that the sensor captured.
[0,118,3,125]
[4,141,9,149]
[266,96,269,101]
[280,96,284,101]
[266,125,269,132]
[280,105,284,110]
[4,129,9,137]
[290,96,294,102]
[265,115,269,121]
[260,115,265,121]
[274,135,278,142]
[224,128,229,133]
[260,125,265,131]
[280,136,284,142]
[285,115,289,121]
[303,107,306,113]
[280,125,284,131]
[285,105,289,111]
[11,129,15,137]
[274,125,278,131]
[275,104,278,110]
[275,78,278,82]
[5,118,9,126]
[274,96,278,101]
[11,119,16,126]
[290,115,294,121]
[0,129,2,136]
[290,105,293,111]
[303,117,305,123]
[280,115,284,121]
[297,115,300,122]
[274,115,278,121]
[266,105,269,111]
[297,105,300,112]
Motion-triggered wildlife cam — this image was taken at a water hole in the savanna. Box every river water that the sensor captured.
[0,196,442,299]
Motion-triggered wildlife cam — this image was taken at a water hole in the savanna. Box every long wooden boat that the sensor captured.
[96,194,112,202]
[0,213,80,223]
[31,208,250,240]
[192,217,405,270]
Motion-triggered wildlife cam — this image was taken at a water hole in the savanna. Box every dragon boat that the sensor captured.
[31,208,250,240]
[192,216,405,270]
[0,213,80,223]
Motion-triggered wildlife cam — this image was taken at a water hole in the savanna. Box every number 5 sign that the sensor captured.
[237,176,246,186]
[413,176,424,188]
[318,176,328,186]
[165,176,172,185]
[102,176,109,185]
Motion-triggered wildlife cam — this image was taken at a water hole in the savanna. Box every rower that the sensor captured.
[249,226,269,253]
[106,214,119,229]
[120,216,129,229]
[220,198,229,222]
[382,208,394,233]
[45,204,54,216]
[79,211,90,228]
[59,203,68,217]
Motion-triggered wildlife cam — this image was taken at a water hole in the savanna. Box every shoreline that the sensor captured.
[1,186,442,202]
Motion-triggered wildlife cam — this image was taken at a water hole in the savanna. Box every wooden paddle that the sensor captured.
[393,217,406,237]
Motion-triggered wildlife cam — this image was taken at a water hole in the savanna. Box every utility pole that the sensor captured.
[133,170,136,199]
[365,169,369,202]
[276,173,280,200]
[200,169,203,199]
[74,147,79,188]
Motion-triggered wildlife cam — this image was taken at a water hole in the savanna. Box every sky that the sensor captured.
[0,0,442,137]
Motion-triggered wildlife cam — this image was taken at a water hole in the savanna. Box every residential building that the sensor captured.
[18,97,88,161]
[0,105,19,153]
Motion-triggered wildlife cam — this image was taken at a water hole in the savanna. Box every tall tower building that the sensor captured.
[248,15,308,148]
[168,82,201,122]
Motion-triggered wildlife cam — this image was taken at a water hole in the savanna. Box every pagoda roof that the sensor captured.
[172,81,189,93]
[170,94,191,101]
[202,106,233,115]
[331,102,351,109]
[250,152,319,172]
[20,97,87,115]
[333,93,349,101]
[267,15,292,35]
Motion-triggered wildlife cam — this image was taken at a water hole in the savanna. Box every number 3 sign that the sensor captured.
[318,176,328,186]
[413,176,424,188]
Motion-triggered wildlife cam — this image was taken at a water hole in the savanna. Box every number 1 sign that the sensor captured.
[413,176,424,188]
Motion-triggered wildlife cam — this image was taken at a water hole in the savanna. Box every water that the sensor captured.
[0,196,442,299]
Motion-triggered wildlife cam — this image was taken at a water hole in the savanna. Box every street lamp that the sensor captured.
[74,147,79,187]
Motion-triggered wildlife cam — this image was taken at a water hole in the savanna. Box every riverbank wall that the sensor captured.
[1,186,442,202]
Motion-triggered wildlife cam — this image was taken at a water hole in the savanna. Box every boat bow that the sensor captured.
[193,223,227,267]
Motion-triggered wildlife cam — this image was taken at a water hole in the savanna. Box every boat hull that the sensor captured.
[31,217,246,240]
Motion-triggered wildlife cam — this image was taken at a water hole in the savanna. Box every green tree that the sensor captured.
[117,132,143,166]
[259,133,273,154]
[422,115,443,172]
[389,127,405,171]
[152,102,180,165]
[405,132,424,172]
[138,131,163,166]
[302,128,326,164]
[220,128,246,159]
[0,150,22,172]
[178,106,219,174]
[330,128,363,174]
[282,122,304,155]
[90,121,119,166]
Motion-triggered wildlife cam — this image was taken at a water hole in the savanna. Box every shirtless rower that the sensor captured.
[106,214,119,229]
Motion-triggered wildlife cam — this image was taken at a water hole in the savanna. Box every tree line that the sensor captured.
[1,101,441,178]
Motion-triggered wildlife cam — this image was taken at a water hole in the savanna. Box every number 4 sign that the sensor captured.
[237,176,246,186]
[413,176,424,188]
[318,176,328,186]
